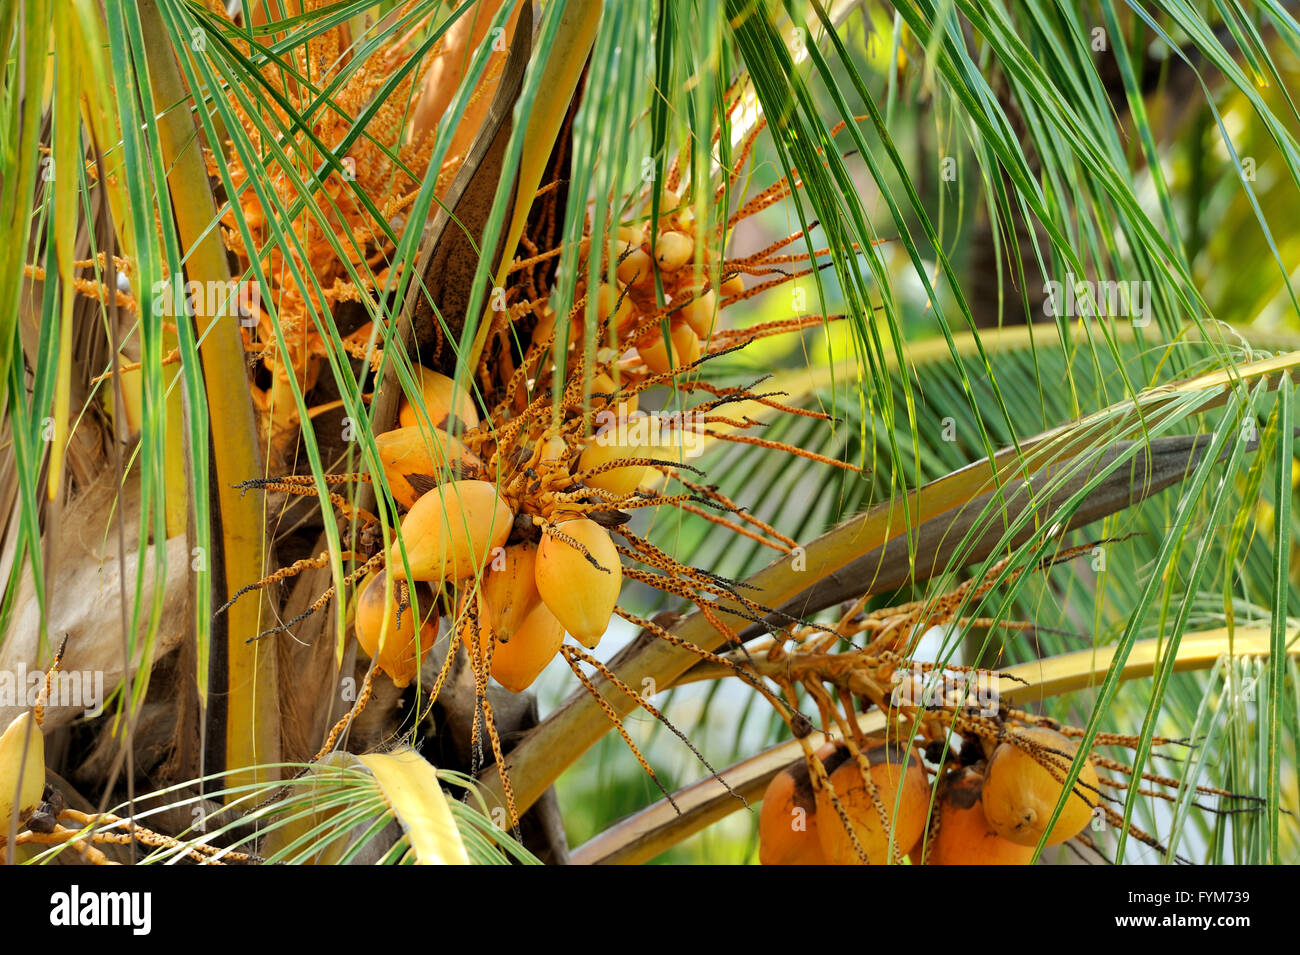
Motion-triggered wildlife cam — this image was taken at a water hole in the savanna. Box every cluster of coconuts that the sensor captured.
[758,727,1100,865]
[534,190,744,376]
[353,368,625,693]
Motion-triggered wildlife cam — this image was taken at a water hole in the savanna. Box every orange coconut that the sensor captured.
[981,727,1099,847]
[815,740,929,865]
[389,480,512,582]
[483,600,565,693]
[481,543,540,643]
[720,274,745,298]
[535,518,621,647]
[759,744,836,865]
[354,570,439,687]
[397,366,479,432]
[374,426,480,508]
[531,305,559,347]
[927,765,1035,865]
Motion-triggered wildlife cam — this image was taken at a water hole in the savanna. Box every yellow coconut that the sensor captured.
[652,230,694,272]
[397,366,479,432]
[637,322,700,376]
[389,480,513,582]
[374,426,480,508]
[535,518,621,647]
[678,287,718,338]
[616,243,652,286]
[594,283,632,330]
[981,727,1099,847]
[591,370,638,416]
[652,189,681,214]
[484,600,565,693]
[577,438,650,497]
[481,543,540,643]
[0,711,45,830]
[354,570,439,688]
[815,740,930,865]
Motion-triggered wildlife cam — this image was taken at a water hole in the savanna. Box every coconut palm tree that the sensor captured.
[1,0,1297,866]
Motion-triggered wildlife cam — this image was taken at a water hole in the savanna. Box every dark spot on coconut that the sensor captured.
[822,739,915,774]
[405,473,437,499]
[787,759,817,812]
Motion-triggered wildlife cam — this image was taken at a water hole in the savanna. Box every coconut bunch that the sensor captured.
[234,311,852,815]
[747,548,1263,865]
[224,102,879,827]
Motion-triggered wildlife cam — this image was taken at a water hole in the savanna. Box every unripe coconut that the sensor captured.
[759,744,835,865]
[815,740,929,865]
[981,727,1099,847]
[927,765,1035,865]
[535,518,622,647]
[354,570,439,688]
[389,480,513,582]
[637,322,700,375]
[398,366,479,432]
[578,436,650,497]
[678,287,718,338]
[481,543,539,643]
[653,230,694,272]
[374,426,480,508]
[484,600,565,693]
